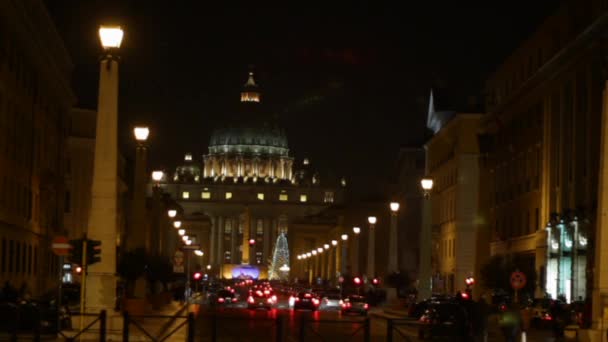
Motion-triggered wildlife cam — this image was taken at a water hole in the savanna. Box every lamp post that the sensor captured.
[352,227,361,275]
[367,216,377,282]
[129,126,149,252]
[340,234,348,275]
[419,177,434,300]
[389,202,400,273]
[85,25,124,314]
[331,240,338,283]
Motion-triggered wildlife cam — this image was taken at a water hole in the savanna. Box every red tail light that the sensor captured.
[271,295,277,302]
[264,290,270,295]
[312,298,320,306]
[218,298,225,303]
[232,298,238,303]
[364,303,369,310]
[248,296,255,304]
[267,298,273,304]
[295,297,300,302]
[304,293,312,298]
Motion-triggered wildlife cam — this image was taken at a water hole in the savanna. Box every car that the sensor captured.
[293,292,320,311]
[340,295,369,316]
[247,289,276,310]
[321,290,342,310]
[0,297,71,334]
[418,302,471,340]
[215,290,238,306]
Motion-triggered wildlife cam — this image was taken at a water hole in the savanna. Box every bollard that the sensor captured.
[187,312,195,342]
[299,314,307,341]
[211,314,217,342]
[99,310,106,342]
[386,319,393,342]
[276,314,286,342]
[363,317,370,342]
[122,311,129,342]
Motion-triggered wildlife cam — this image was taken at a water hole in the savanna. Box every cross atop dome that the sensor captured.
[241,71,260,103]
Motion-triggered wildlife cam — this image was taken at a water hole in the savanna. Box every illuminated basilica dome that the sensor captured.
[203,72,294,180]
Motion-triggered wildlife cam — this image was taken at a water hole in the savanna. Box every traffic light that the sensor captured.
[87,239,102,265]
[353,277,362,286]
[193,272,202,281]
[75,266,83,275]
[372,277,380,285]
[68,239,84,264]
[248,239,255,246]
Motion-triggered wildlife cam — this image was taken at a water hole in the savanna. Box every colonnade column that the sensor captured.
[217,216,224,272]
[329,247,336,284]
[352,235,359,275]
[231,217,237,264]
[209,217,216,266]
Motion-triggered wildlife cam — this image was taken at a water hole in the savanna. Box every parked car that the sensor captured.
[292,292,320,311]
[340,295,369,316]
[0,297,71,334]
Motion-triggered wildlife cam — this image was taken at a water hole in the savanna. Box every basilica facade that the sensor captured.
[152,72,345,279]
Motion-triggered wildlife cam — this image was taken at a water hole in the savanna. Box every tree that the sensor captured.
[268,233,290,281]
[117,248,147,298]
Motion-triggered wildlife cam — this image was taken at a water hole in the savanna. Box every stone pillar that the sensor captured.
[241,208,251,265]
[329,246,336,283]
[352,234,360,275]
[128,142,147,252]
[85,58,119,313]
[263,219,270,263]
[209,217,216,265]
[388,211,399,273]
[592,80,608,334]
[217,216,224,271]
[231,217,237,264]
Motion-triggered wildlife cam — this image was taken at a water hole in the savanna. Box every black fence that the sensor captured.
[297,316,370,342]
[123,311,195,342]
[385,318,420,342]
[58,311,107,342]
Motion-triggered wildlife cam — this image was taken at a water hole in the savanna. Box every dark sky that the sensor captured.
[44,0,560,198]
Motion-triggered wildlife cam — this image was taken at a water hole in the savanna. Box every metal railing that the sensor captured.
[200,313,285,342]
[58,310,107,342]
[298,316,370,342]
[123,311,195,342]
[385,318,420,342]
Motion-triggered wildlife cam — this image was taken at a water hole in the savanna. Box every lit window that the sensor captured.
[225,192,232,200]
[324,191,334,203]
[224,251,231,262]
[300,194,307,202]
[184,153,192,161]
[279,194,288,201]
[182,191,190,199]
[257,220,264,235]
[201,192,211,199]
[257,193,264,200]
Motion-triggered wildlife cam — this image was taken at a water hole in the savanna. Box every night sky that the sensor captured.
[44,1,559,199]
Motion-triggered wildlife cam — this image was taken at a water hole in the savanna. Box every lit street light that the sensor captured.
[194,250,204,257]
[178,229,185,236]
[324,244,330,250]
[367,216,377,281]
[389,202,400,273]
[168,209,177,218]
[151,170,164,182]
[331,240,338,246]
[419,177,434,300]
[99,26,124,49]
[173,221,182,229]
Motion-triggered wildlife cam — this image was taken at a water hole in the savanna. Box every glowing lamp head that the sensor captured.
[331,240,338,246]
[324,244,330,250]
[173,221,182,229]
[193,272,202,280]
[75,266,83,274]
[133,126,149,142]
[167,209,177,218]
[312,250,317,256]
[341,234,348,241]
[185,239,192,245]
[178,229,186,236]
[248,238,255,246]
[182,235,189,242]
[421,178,434,191]
[368,216,377,225]
[353,227,361,234]
[317,247,323,253]
[206,264,212,270]
[194,250,204,256]
[297,255,301,260]
[306,252,312,257]
[151,170,164,182]
[99,26,124,49]
[390,202,400,212]
[354,277,362,285]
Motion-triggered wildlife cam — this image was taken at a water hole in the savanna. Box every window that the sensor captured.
[255,252,262,264]
[323,191,334,203]
[201,191,211,199]
[225,192,232,200]
[256,220,264,235]
[300,194,307,202]
[224,251,231,262]
[279,194,288,201]
[225,220,232,234]
[182,191,190,199]
[257,193,264,201]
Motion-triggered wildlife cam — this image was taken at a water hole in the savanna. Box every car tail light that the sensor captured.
[218,298,225,303]
[231,289,235,293]
[295,297,300,302]
[256,290,263,297]
[312,298,320,306]
[248,296,255,304]
[419,315,430,323]
[364,303,369,310]
[272,295,277,302]
[339,300,344,305]
[543,314,553,321]
[267,298,273,304]
[232,298,238,303]
[305,293,312,298]
[264,290,270,295]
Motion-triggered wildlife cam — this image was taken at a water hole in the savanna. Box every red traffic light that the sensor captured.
[372,278,380,285]
[353,277,362,285]
[193,272,202,280]
[461,292,470,300]
[249,239,255,246]
[465,276,475,286]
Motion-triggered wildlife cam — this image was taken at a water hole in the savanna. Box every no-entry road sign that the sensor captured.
[510,271,527,290]
[52,236,71,256]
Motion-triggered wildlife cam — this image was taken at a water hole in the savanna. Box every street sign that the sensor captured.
[182,244,201,250]
[52,236,71,256]
[510,271,527,290]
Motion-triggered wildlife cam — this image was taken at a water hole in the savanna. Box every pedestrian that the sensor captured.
[499,304,522,342]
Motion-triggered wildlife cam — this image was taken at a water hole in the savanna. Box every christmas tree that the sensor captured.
[268,232,290,280]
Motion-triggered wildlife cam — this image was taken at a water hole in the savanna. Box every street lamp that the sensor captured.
[317,247,324,253]
[419,176,434,300]
[206,264,211,270]
[194,250,204,257]
[331,240,338,246]
[185,240,192,246]
[182,235,189,242]
[312,250,317,256]
[173,221,182,229]
[306,252,312,257]
[99,26,124,49]
[130,125,150,252]
[168,209,177,218]
[133,126,150,142]
[178,229,185,236]
[353,227,361,234]
[324,244,330,250]
[388,202,400,274]
[152,170,164,182]
[341,234,348,241]
[367,216,377,280]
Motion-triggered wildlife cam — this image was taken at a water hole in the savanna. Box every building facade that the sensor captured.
[0,0,75,295]
[151,72,345,279]
[480,0,608,301]
[425,112,484,295]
